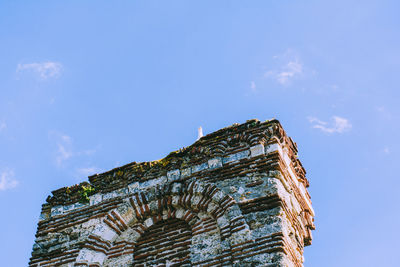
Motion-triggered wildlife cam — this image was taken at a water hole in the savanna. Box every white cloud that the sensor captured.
[56,143,73,166]
[17,61,62,80]
[50,131,98,168]
[264,50,305,85]
[308,116,352,134]
[308,117,327,126]
[276,61,303,85]
[0,169,18,191]
[51,133,73,166]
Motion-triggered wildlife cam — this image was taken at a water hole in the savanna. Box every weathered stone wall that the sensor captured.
[30,119,315,266]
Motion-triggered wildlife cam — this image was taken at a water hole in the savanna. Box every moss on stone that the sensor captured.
[78,185,96,204]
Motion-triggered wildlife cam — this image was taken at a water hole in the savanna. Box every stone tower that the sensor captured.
[30,119,314,266]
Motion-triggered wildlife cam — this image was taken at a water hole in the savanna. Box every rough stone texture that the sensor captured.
[30,119,315,266]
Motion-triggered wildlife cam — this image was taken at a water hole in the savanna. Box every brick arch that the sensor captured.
[75,181,252,266]
[209,128,271,156]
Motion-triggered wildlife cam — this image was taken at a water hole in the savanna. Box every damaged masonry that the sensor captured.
[30,119,315,266]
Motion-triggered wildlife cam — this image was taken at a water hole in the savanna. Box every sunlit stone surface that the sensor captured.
[30,119,314,266]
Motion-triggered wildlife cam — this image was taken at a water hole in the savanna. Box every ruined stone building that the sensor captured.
[30,119,315,266]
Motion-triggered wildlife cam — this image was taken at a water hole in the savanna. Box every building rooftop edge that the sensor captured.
[45,118,305,207]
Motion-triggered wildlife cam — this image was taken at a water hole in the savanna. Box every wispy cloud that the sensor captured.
[50,131,98,168]
[308,116,352,134]
[0,169,18,191]
[55,134,73,166]
[264,49,306,85]
[265,60,303,85]
[17,61,62,80]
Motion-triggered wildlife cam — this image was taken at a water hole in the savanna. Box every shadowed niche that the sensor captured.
[133,218,192,267]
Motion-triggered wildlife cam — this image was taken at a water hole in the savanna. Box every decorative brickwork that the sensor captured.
[30,119,315,266]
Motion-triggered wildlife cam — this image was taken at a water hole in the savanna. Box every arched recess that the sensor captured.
[133,218,192,266]
[74,180,252,266]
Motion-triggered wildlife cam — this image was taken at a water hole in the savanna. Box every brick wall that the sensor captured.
[30,119,315,266]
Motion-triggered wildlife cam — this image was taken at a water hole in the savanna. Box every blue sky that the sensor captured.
[1,1,399,266]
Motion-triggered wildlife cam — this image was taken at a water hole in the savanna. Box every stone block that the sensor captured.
[192,162,208,173]
[250,144,265,157]
[50,206,63,217]
[167,169,180,181]
[208,157,222,169]
[92,223,117,242]
[89,193,102,206]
